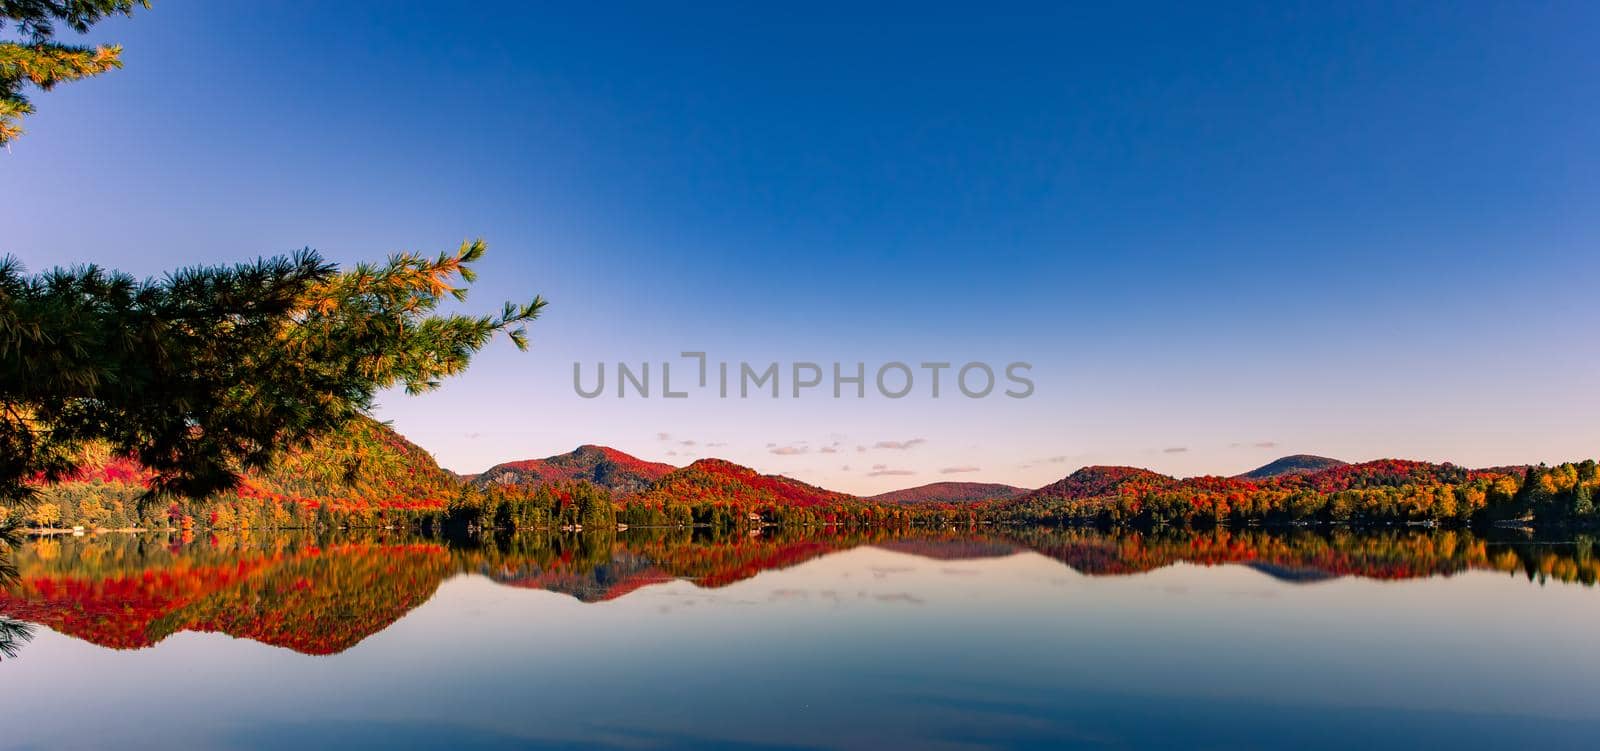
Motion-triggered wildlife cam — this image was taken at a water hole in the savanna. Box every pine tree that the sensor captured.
[0,240,544,508]
[1,2,150,146]
[1573,483,1595,520]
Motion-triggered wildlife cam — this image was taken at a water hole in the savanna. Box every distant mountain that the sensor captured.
[1238,454,1348,479]
[1006,466,1175,507]
[1274,458,1475,492]
[866,482,1026,505]
[473,445,675,496]
[638,458,856,508]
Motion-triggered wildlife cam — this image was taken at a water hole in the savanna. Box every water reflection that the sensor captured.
[4,526,1600,750]
[0,523,33,658]
[2,526,1595,658]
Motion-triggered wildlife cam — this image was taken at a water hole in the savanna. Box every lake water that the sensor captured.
[2,527,1597,750]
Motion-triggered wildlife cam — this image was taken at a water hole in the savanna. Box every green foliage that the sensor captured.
[1,1,149,145]
[445,480,616,533]
[0,240,544,506]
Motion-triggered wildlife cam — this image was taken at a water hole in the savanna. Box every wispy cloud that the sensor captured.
[1230,440,1280,449]
[770,445,808,455]
[874,439,927,450]
[868,464,915,477]
[940,466,981,474]
[1162,447,1188,454]
[680,440,697,446]
[656,432,672,441]
[1019,454,1074,469]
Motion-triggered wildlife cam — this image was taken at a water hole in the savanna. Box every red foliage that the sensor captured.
[0,543,450,655]
[640,458,856,509]
[1006,466,1176,507]
[866,482,1026,505]
[476,445,675,497]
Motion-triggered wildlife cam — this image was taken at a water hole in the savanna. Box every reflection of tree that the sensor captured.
[3,527,1596,661]
[0,522,35,659]
[0,615,31,659]
[1001,526,1600,585]
[0,531,448,656]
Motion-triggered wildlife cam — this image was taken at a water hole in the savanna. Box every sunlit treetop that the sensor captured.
[0,239,545,504]
[0,1,149,145]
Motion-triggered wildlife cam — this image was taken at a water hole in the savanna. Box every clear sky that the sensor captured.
[4,1,1598,493]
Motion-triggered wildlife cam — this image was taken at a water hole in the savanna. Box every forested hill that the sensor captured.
[472,445,674,496]
[866,482,1026,505]
[23,416,458,529]
[992,457,1598,528]
[21,432,1600,533]
[637,459,856,509]
[1237,454,1348,479]
[247,416,459,505]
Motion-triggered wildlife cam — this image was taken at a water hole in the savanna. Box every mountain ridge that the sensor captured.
[472,445,675,497]
[866,481,1026,505]
[637,458,857,508]
[1237,454,1349,479]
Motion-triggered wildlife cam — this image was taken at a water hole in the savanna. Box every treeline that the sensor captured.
[15,456,1600,534]
[9,477,959,533]
[5,484,447,533]
[991,461,1599,529]
[446,479,973,534]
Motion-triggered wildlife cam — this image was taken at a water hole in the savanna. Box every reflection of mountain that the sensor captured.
[871,538,1021,560]
[0,538,450,654]
[3,528,1596,658]
[1243,563,1338,582]
[170,543,452,654]
[628,533,853,588]
[0,550,275,650]
[480,549,673,603]
[1000,528,1550,584]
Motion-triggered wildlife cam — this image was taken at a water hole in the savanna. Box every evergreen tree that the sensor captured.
[1573,483,1595,519]
[1,2,149,145]
[0,240,544,508]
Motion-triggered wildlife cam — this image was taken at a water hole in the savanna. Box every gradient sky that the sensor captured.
[4,1,1598,493]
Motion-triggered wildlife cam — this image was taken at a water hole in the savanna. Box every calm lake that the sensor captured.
[2,527,1598,750]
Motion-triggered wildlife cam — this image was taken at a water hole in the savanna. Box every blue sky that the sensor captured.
[4,1,1598,492]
